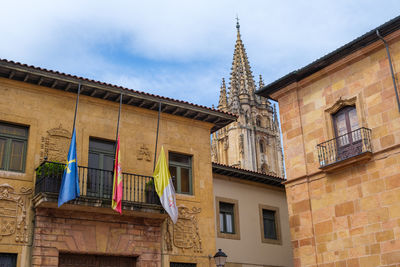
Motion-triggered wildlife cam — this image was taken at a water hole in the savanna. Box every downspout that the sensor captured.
[376,30,400,113]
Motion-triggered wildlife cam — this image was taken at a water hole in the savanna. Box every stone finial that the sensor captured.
[273,104,279,129]
[218,78,228,110]
[259,74,265,89]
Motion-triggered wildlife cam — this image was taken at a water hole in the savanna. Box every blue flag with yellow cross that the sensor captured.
[58,128,80,207]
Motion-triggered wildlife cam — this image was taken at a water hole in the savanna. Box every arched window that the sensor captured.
[333,106,360,143]
[259,140,265,153]
[333,106,362,158]
[256,117,262,127]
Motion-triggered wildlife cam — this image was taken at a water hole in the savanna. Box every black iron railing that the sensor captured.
[317,127,372,168]
[35,161,160,205]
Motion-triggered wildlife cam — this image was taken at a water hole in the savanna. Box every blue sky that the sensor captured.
[1,1,399,107]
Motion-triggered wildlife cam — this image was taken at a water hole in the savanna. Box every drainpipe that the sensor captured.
[376,30,400,113]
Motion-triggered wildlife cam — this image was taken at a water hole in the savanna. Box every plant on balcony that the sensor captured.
[145,179,160,204]
[36,162,65,178]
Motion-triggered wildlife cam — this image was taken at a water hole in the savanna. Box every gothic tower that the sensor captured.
[211,20,284,177]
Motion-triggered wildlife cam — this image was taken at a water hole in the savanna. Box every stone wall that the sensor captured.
[0,75,217,266]
[32,208,162,267]
[271,30,400,266]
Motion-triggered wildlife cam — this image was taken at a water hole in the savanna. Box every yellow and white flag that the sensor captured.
[153,146,178,224]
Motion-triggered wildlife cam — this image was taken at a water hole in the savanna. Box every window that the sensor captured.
[256,117,262,127]
[259,140,265,153]
[216,197,240,240]
[0,253,17,267]
[259,204,281,245]
[332,106,363,161]
[220,202,234,234]
[169,152,192,195]
[87,138,115,198]
[0,122,28,172]
[263,210,277,239]
[333,106,360,146]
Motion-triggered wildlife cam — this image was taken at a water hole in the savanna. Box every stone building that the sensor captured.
[0,59,236,266]
[212,163,293,267]
[211,21,284,177]
[257,16,400,266]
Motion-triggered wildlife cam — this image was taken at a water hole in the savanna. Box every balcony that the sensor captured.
[317,127,372,172]
[33,161,163,215]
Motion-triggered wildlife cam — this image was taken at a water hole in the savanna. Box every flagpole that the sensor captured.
[153,102,161,171]
[115,93,123,145]
[72,83,81,134]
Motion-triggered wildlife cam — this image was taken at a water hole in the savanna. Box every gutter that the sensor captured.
[376,30,400,113]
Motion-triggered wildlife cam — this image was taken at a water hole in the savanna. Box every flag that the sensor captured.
[112,136,122,213]
[58,128,80,207]
[153,146,178,223]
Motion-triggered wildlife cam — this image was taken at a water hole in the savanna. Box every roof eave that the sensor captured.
[0,59,237,133]
[212,162,285,188]
[256,15,400,98]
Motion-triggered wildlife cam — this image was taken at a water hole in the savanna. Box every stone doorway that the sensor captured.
[58,253,136,267]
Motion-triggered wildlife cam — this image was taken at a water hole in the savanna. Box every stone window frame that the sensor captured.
[258,204,282,245]
[324,95,367,140]
[0,121,29,173]
[216,196,240,240]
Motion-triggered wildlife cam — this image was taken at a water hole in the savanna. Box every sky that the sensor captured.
[1,1,399,108]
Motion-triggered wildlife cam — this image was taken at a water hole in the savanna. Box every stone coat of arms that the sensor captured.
[0,184,32,243]
[165,205,202,253]
[40,124,71,162]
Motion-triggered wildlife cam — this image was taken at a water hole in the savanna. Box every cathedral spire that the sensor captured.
[229,17,256,105]
[258,74,265,89]
[218,78,228,110]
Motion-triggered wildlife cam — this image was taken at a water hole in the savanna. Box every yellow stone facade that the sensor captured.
[259,21,400,266]
[0,61,235,266]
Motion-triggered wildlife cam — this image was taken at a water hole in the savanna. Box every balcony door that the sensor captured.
[333,106,362,160]
[87,138,115,199]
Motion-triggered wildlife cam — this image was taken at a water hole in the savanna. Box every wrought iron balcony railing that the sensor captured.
[34,161,160,206]
[317,127,372,168]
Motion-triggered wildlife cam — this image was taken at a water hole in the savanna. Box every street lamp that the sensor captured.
[213,249,228,267]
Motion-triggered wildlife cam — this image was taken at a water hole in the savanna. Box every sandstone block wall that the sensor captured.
[271,30,400,266]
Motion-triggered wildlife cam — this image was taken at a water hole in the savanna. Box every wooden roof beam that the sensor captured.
[182,110,192,117]
[138,100,147,107]
[102,92,110,99]
[90,89,98,97]
[150,102,159,110]
[65,83,72,91]
[38,77,44,86]
[23,73,29,82]
[8,71,15,79]
[51,80,58,88]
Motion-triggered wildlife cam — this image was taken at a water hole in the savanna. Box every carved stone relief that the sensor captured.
[211,143,218,162]
[165,205,202,253]
[137,145,151,162]
[223,137,229,150]
[239,134,244,155]
[0,184,32,243]
[40,124,71,162]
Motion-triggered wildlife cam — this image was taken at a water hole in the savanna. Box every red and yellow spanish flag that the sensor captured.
[112,136,122,214]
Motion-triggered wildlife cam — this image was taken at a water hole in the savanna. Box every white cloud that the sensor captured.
[1,0,399,106]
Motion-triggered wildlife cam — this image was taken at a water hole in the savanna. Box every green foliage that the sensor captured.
[145,179,154,191]
[36,162,65,177]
